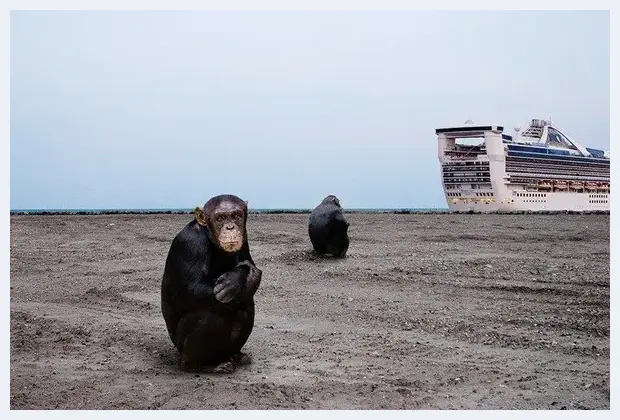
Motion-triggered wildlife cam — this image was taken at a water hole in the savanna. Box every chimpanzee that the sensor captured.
[161,194,262,372]
[308,194,350,258]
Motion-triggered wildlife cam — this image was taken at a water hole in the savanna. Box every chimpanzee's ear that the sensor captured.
[194,207,208,227]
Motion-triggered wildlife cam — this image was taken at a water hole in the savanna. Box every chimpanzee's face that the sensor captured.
[209,200,246,253]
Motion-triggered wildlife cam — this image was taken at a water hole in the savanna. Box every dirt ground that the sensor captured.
[9,213,610,410]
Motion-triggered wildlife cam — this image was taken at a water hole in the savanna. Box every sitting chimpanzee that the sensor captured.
[161,194,262,372]
[308,194,350,258]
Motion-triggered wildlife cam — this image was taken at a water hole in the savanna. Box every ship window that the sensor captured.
[547,127,577,149]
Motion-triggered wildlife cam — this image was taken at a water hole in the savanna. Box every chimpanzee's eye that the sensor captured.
[234,213,243,221]
[216,215,225,223]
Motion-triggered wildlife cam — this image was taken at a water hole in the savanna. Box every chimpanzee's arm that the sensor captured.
[239,261,262,300]
[168,226,219,309]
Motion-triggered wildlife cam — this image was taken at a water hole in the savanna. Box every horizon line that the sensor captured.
[9,206,447,211]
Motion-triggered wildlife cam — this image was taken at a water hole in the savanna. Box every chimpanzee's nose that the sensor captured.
[226,225,234,230]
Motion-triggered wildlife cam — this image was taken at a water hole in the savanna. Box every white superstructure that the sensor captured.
[436,119,610,212]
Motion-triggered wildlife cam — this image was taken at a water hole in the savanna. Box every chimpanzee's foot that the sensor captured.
[212,361,235,374]
[230,351,252,366]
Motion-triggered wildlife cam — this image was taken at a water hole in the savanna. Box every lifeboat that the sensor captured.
[599,183,610,191]
[571,181,584,189]
[585,182,598,190]
[554,181,568,190]
[539,181,553,189]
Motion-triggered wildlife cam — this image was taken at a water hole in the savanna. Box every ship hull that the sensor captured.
[446,191,610,212]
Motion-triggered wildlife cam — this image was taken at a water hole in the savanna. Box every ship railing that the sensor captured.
[504,172,610,182]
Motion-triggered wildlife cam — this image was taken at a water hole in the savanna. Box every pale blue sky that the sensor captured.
[10,10,610,209]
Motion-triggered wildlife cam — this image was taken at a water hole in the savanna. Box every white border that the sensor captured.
[2,1,615,419]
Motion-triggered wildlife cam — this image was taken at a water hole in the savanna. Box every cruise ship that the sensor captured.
[436,118,610,212]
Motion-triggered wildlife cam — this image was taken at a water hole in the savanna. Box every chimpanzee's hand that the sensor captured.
[236,260,262,296]
[213,272,243,303]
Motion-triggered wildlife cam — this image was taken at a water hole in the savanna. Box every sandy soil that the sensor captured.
[10,213,609,410]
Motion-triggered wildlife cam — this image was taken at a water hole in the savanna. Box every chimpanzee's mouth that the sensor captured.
[222,242,242,252]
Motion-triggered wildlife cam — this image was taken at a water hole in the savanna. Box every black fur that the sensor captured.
[161,195,261,371]
[308,195,350,258]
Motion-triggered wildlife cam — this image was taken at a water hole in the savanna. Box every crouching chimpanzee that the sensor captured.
[161,194,262,373]
[308,194,350,258]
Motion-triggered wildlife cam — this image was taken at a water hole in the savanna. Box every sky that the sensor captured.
[10,10,610,210]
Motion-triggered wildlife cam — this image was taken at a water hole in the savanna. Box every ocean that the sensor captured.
[9,208,449,215]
